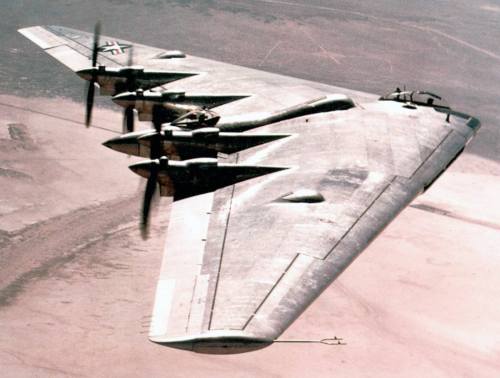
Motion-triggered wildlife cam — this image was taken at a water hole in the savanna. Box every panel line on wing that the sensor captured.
[47,26,124,68]
[185,274,200,333]
[242,253,300,330]
[208,178,238,330]
[186,274,210,334]
[409,129,452,179]
[324,176,396,260]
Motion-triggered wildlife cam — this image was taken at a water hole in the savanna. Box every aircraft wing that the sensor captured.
[19,26,480,354]
[148,103,478,353]
[17,25,377,115]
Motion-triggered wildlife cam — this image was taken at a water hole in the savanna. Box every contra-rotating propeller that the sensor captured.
[83,22,136,132]
[140,105,164,238]
[85,21,101,127]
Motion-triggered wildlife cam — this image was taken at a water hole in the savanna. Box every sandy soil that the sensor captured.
[0,95,499,377]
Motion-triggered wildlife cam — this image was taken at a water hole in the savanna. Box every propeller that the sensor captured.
[85,21,101,127]
[125,46,138,92]
[140,105,164,238]
[123,106,135,134]
[121,47,137,133]
[127,45,134,67]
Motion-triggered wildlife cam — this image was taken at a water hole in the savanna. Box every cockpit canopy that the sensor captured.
[380,89,450,109]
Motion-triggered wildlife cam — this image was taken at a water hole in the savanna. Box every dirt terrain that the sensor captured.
[1,1,499,377]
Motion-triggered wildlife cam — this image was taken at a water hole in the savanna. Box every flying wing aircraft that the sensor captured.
[19,24,480,354]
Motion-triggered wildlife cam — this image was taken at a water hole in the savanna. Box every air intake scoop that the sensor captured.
[277,189,325,203]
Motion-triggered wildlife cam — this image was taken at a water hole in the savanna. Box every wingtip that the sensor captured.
[17,25,55,34]
[17,26,36,35]
[149,334,273,354]
[17,25,68,51]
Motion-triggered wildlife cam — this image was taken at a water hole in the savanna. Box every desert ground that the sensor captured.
[1,1,499,377]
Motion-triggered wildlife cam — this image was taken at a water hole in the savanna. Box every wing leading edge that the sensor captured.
[17,25,378,116]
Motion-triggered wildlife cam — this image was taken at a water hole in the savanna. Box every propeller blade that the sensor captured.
[140,105,166,238]
[141,163,158,239]
[125,47,137,91]
[91,21,101,67]
[85,80,95,127]
[152,105,163,133]
[84,21,101,127]
[149,105,163,158]
[150,133,162,160]
[127,45,134,67]
[123,106,134,133]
